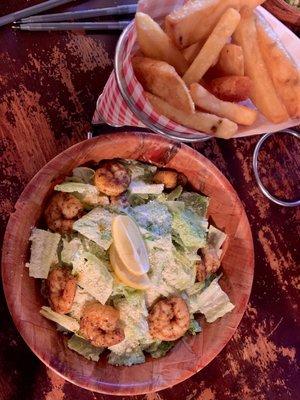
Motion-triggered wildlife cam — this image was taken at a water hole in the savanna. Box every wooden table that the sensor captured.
[0,1,299,399]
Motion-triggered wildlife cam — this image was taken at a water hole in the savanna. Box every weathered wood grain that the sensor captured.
[0,0,299,399]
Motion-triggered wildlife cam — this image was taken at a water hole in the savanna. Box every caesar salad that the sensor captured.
[26,159,234,366]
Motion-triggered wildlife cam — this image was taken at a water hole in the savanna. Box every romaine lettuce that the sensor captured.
[145,341,175,358]
[122,160,157,181]
[40,306,79,332]
[188,319,202,335]
[172,209,208,250]
[162,249,196,291]
[207,225,227,258]
[129,180,164,195]
[69,286,95,320]
[189,277,235,322]
[166,186,183,201]
[67,335,103,361]
[26,229,61,279]
[73,207,115,250]
[108,347,145,366]
[70,167,95,184]
[61,238,83,264]
[110,292,149,356]
[72,252,113,304]
[55,182,99,196]
[129,201,172,237]
[179,192,209,218]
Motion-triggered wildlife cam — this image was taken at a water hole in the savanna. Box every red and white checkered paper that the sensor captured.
[93,0,300,138]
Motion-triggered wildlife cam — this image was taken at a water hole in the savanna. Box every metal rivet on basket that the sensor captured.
[253,129,300,207]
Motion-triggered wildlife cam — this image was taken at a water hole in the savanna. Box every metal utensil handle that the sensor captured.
[253,129,300,207]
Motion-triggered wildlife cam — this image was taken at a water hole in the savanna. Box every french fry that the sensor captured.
[233,7,289,123]
[216,44,244,76]
[165,0,240,49]
[209,76,251,102]
[132,57,195,114]
[182,42,203,65]
[145,91,238,138]
[183,8,241,86]
[190,83,257,125]
[135,12,188,75]
[256,16,300,118]
[240,0,266,8]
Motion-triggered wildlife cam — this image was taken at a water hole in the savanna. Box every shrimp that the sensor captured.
[80,302,125,347]
[44,192,84,234]
[148,296,190,341]
[47,266,77,314]
[153,169,187,189]
[196,247,221,282]
[94,161,131,196]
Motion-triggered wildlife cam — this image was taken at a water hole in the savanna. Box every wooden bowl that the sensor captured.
[264,0,300,28]
[1,132,254,395]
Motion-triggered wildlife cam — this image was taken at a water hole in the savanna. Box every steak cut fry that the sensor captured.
[145,91,238,138]
[233,7,288,123]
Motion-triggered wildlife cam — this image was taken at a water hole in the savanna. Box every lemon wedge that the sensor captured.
[109,244,151,290]
[111,215,150,276]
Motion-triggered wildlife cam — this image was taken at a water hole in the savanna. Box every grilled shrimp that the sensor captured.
[153,169,187,189]
[47,266,77,314]
[196,247,221,282]
[80,302,125,347]
[94,161,131,196]
[44,192,84,234]
[148,296,190,341]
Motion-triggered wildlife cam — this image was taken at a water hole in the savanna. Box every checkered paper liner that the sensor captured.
[92,1,300,139]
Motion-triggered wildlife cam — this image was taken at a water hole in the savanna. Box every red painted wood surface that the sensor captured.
[0,1,299,399]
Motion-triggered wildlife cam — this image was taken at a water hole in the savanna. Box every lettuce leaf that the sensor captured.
[145,341,175,358]
[127,193,150,207]
[54,181,105,207]
[111,282,138,298]
[121,160,157,181]
[72,252,113,304]
[110,292,149,356]
[70,167,95,184]
[164,200,185,213]
[67,335,103,361]
[69,286,95,320]
[179,192,209,218]
[26,229,61,279]
[61,238,83,265]
[207,225,227,258]
[172,209,208,250]
[188,319,202,335]
[55,182,99,196]
[40,306,79,332]
[189,277,234,322]
[108,347,145,366]
[73,207,115,250]
[80,236,110,263]
[129,201,172,237]
[166,186,183,201]
[162,249,196,291]
[129,180,164,195]
[146,236,176,306]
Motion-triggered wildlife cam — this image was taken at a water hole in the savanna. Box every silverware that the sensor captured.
[0,0,75,28]
[19,4,137,23]
[13,20,130,31]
